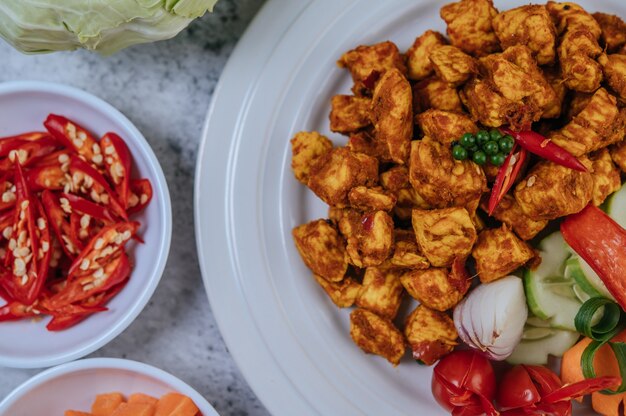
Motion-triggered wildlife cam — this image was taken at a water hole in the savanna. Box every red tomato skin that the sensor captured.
[497,365,541,410]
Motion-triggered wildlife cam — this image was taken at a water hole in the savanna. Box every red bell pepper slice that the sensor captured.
[44,114,103,167]
[68,155,127,220]
[127,178,153,215]
[50,252,131,307]
[41,190,82,258]
[62,193,116,223]
[67,221,138,278]
[501,128,587,172]
[0,163,46,305]
[488,144,528,215]
[100,133,132,207]
[561,204,626,310]
[0,137,60,172]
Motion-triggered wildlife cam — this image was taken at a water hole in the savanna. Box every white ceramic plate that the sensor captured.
[194,1,626,414]
[0,81,172,368]
[0,358,218,415]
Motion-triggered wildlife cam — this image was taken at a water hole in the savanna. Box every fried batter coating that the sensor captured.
[593,13,626,53]
[493,5,557,65]
[350,308,406,365]
[290,131,333,184]
[599,54,626,101]
[413,77,463,113]
[547,2,601,37]
[406,30,448,81]
[356,267,405,319]
[543,67,568,119]
[338,210,394,268]
[549,88,625,156]
[388,229,430,269]
[293,219,348,282]
[313,273,361,308]
[348,186,396,211]
[409,138,487,208]
[589,148,621,206]
[404,305,457,365]
[347,131,392,163]
[381,166,431,219]
[440,0,500,57]
[329,95,371,134]
[480,195,548,241]
[412,207,477,268]
[514,159,594,221]
[565,91,593,121]
[429,45,478,87]
[472,225,535,283]
[611,141,626,173]
[416,109,478,147]
[370,68,413,164]
[461,79,518,128]
[308,147,378,207]
[400,264,470,311]
[338,41,407,96]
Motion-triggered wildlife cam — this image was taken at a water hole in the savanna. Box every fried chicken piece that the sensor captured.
[347,131,392,163]
[350,308,406,365]
[543,67,568,119]
[412,77,463,113]
[387,229,430,269]
[293,219,348,282]
[329,95,371,134]
[348,186,396,211]
[514,159,594,221]
[440,0,500,57]
[307,147,378,207]
[370,68,413,164]
[416,109,477,146]
[493,5,557,65]
[480,195,548,241]
[461,79,519,128]
[338,41,407,96]
[592,13,626,52]
[290,131,333,184]
[405,30,448,81]
[589,148,621,206]
[412,207,477,267]
[338,210,394,268]
[549,88,626,156]
[472,225,535,283]
[408,139,486,208]
[429,45,478,87]
[401,261,470,311]
[356,267,405,319]
[611,141,626,173]
[599,54,626,101]
[404,305,457,365]
[565,91,593,121]
[313,274,361,308]
[380,166,431,220]
[547,2,603,92]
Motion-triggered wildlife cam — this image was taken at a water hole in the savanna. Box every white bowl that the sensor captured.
[0,358,219,415]
[0,81,172,368]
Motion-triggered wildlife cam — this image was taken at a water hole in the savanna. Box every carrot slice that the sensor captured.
[110,402,155,416]
[561,329,626,415]
[91,392,125,416]
[128,393,158,406]
[154,393,199,416]
[65,411,93,416]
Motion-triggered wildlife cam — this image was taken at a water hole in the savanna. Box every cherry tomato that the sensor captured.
[497,365,541,410]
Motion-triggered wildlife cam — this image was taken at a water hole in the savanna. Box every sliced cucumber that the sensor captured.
[564,255,614,300]
[605,183,626,228]
[507,324,580,365]
[524,232,582,331]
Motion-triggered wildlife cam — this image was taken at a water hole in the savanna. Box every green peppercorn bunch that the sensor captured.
[451,129,515,167]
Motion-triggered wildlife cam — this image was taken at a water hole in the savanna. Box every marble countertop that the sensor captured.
[0,1,269,415]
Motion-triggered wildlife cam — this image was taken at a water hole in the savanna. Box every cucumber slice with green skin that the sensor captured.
[507,326,580,365]
[564,256,614,300]
[524,232,582,331]
[605,183,626,228]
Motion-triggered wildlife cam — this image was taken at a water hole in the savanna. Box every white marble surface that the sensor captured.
[0,1,270,415]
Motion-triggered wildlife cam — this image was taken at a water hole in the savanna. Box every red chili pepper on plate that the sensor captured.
[0,299,40,322]
[0,132,53,158]
[41,190,82,258]
[561,204,626,310]
[501,128,586,172]
[62,193,116,223]
[100,132,132,207]
[488,144,528,215]
[0,137,60,172]
[44,114,103,166]
[127,178,153,215]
